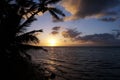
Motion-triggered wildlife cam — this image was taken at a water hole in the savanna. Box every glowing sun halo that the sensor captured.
[48,39,57,46]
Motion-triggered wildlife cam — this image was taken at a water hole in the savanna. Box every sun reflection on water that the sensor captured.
[46,47,57,72]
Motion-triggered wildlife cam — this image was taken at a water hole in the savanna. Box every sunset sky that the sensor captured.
[29,0,120,46]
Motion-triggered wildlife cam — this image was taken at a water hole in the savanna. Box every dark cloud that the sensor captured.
[51,31,59,35]
[61,0,120,20]
[78,33,115,42]
[51,26,62,35]
[60,27,120,45]
[112,30,120,38]
[52,26,61,31]
[61,28,82,41]
[76,33,120,46]
[52,18,64,22]
[100,17,120,22]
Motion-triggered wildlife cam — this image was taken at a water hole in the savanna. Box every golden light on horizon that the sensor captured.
[48,39,57,46]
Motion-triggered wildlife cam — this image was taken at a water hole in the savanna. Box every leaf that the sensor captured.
[45,0,61,5]
[51,8,65,16]
[17,44,48,52]
[49,10,60,20]
[19,16,37,32]
[25,29,43,34]
[16,29,43,43]
[16,34,39,43]
[49,7,65,17]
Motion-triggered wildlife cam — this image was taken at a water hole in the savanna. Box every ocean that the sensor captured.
[29,46,120,80]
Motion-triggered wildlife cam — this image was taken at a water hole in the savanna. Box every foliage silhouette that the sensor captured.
[0,0,65,80]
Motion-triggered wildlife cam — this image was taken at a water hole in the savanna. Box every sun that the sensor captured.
[48,39,57,46]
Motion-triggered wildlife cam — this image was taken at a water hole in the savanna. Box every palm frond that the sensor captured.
[24,29,43,34]
[19,16,37,32]
[18,44,48,52]
[16,34,39,43]
[16,0,33,7]
[38,6,48,13]
[16,29,43,43]
[22,4,38,16]
[50,7,65,16]
[39,0,46,4]
[24,17,37,26]
[49,10,60,20]
[45,0,61,5]
[6,0,13,3]
[18,44,48,60]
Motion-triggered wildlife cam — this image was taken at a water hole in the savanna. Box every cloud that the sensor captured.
[60,27,120,45]
[99,17,120,22]
[61,0,120,21]
[51,26,62,35]
[61,28,82,41]
[51,31,59,35]
[52,26,61,31]
[52,18,64,22]
[78,33,115,41]
[112,30,120,38]
[76,33,120,46]
[50,26,120,45]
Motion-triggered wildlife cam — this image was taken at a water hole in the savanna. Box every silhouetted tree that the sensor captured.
[0,0,65,80]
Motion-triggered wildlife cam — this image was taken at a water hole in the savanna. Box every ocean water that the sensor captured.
[30,47,120,80]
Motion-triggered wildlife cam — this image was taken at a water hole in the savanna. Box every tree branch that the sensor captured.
[18,10,40,31]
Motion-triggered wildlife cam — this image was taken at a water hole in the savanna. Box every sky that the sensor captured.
[28,0,120,46]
